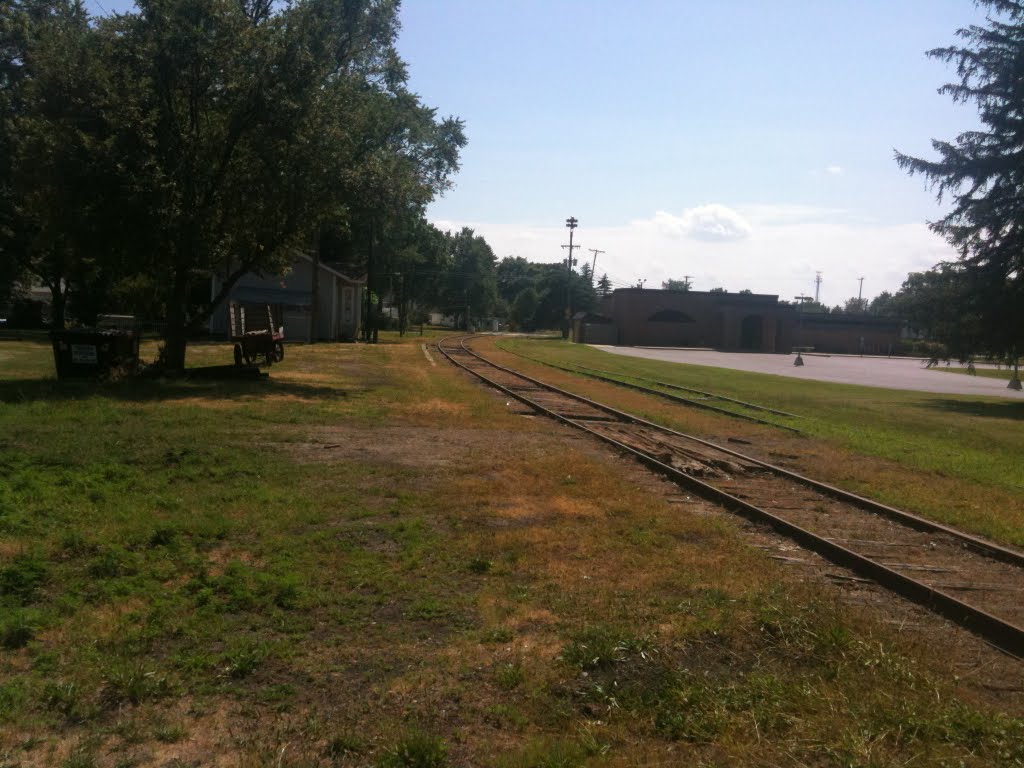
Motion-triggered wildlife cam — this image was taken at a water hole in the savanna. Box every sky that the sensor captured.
[85,1,992,306]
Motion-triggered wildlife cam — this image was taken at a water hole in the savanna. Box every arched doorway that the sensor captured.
[740,315,763,350]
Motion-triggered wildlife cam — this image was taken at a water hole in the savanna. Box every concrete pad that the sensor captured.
[591,346,1024,399]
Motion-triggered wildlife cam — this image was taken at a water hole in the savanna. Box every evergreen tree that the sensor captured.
[596,273,612,298]
[895,0,1024,387]
[579,262,593,287]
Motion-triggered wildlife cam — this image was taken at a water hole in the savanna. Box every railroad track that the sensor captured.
[437,334,1024,659]
[496,343,802,432]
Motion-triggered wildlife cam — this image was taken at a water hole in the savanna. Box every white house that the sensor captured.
[209,253,364,342]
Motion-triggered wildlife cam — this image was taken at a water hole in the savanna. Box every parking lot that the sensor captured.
[592,346,1024,399]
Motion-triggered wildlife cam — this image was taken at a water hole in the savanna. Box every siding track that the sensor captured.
[498,344,803,431]
[437,334,1024,659]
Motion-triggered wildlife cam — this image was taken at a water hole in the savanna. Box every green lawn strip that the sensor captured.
[1,338,1022,765]
[497,338,1024,540]
[928,365,1019,380]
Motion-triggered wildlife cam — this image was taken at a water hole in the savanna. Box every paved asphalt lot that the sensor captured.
[591,346,1024,399]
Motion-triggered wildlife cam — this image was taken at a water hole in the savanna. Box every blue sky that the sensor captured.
[86,1,990,305]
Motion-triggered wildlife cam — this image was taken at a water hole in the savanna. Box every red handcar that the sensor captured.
[229,302,285,367]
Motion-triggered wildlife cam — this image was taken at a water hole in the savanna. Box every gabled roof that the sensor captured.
[294,251,366,285]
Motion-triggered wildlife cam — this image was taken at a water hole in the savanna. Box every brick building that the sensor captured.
[795,313,904,356]
[573,288,904,355]
[574,288,798,352]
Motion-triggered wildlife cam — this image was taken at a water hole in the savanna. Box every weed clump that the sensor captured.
[560,625,657,671]
[100,663,173,707]
[0,551,48,603]
[378,730,447,768]
[0,608,38,649]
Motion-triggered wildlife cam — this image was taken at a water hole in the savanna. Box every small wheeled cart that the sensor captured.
[229,302,284,367]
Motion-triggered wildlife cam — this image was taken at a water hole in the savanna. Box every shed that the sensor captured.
[209,253,364,342]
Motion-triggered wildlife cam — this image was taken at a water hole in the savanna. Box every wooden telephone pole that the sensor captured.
[561,216,579,339]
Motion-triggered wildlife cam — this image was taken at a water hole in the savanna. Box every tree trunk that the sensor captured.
[398,273,406,337]
[48,281,67,330]
[161,325,189,373]
[160,274,190,373]
[309,226,321,344]
[363,222,375,343]
[374,290,382,344]
[1010,356,1022,390]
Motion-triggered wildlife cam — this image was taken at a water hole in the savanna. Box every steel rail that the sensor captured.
[501,340,800,419]
[571,363,802,419]
[496,345,802,433]
[436,334,1024,658]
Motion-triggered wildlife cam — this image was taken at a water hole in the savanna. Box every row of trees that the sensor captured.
[1,0,465,368]
[323,224,601,336]
[496,256,598,331]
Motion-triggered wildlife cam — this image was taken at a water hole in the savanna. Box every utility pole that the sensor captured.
[587,248,605,285]
[857,277,864,311]
[684,275,693,291]
[637,279,646,289]
[562,216,579,339]
[814,271,822,304]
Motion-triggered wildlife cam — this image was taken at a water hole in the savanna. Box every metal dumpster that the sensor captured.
[51,316,140,379]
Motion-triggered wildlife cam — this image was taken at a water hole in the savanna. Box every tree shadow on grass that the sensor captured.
[0,370,347,405]
[917,398,1024,421]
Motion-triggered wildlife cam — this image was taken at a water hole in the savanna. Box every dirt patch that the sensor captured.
[206,545,262,575]
[288,425,562,470]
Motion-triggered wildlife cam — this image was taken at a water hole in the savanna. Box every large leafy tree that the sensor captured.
[442,227,497,329]
[868,290,899,316]
[495,256,535,305]
[110,0,464,368]
[895,0,1024,387]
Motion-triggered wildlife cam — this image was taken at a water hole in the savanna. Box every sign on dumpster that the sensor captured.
[71,345,98,364]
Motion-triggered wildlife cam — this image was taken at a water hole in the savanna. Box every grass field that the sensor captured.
[1,336,1023,767]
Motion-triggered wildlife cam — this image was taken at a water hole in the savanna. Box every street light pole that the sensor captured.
[794,293,810,366]
[562,216,579,339]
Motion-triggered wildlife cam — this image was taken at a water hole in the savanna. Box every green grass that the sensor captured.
[1,335,1022,765]
[496,337,1024,545]
[928,363,1020,380]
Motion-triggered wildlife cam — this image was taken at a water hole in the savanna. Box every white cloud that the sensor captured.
[825,164,844,175]
[429,205,955,305]
[650,204,752,242]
